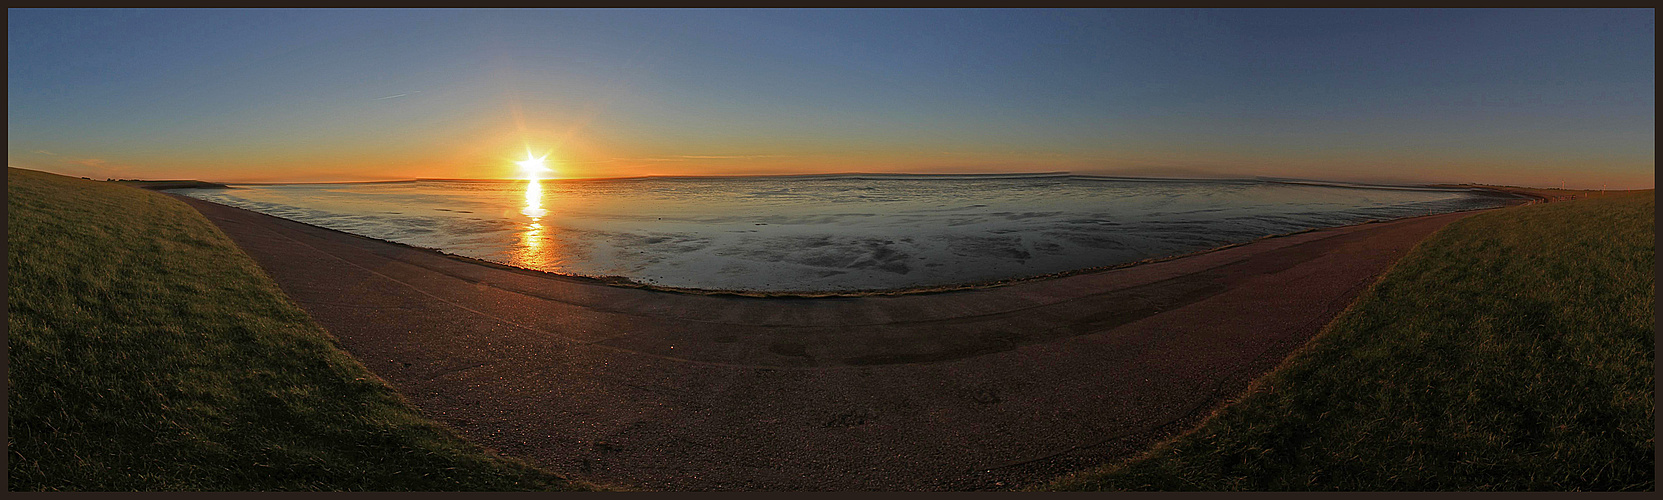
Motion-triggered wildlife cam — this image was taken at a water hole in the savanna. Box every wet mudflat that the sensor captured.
[175,175,1515,293]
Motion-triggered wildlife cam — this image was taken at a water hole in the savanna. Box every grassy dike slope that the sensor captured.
[1049,190,1654,491]
[7,168,590,491]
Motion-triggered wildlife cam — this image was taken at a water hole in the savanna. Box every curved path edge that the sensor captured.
[176,194,1491,490]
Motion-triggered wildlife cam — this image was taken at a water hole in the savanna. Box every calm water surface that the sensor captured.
[174,175,1519,292]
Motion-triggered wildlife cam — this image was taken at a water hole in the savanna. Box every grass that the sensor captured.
[7,168,591,491]
[1047,190,1654,491]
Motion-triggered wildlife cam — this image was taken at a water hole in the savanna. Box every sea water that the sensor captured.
[173,174,1519,292]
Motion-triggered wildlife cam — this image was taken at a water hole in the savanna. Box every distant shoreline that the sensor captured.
[115,179,234,190]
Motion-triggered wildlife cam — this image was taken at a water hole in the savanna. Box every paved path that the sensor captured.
[179,196,1480,490]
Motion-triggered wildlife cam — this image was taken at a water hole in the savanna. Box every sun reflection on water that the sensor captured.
[512,178,555,270]
[522,178,547,218]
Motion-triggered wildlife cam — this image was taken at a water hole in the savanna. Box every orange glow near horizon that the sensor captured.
[10,129,1655,189]
[12,143,1656,190]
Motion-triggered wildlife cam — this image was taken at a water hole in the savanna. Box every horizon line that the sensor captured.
[17,166,1649,192]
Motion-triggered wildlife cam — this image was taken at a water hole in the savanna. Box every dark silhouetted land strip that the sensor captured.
[113,179,232,190]
[1047,190,1654,491]
[173,182,1500,490]
[7,168,588,491]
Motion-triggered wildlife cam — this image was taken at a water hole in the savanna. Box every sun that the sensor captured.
[517,152,553,180]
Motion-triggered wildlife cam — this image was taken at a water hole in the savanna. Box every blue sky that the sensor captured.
[7,8,1654,187]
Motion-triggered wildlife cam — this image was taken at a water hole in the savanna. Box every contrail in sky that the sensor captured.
[374,91,421,101]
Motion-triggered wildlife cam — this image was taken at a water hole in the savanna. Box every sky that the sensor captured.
[7,8,1655,188]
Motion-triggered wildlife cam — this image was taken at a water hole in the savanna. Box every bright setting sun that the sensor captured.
[517,152,552,180]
